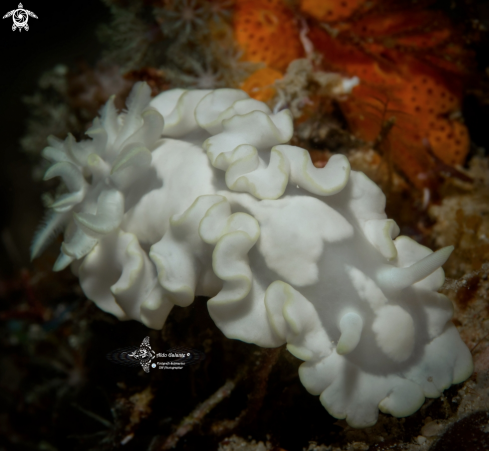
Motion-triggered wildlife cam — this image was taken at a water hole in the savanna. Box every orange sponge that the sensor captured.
[300,0,370,22]
[233,0,304,72]
[234,0,473,189]
[306,4,472,189]
[239,66,283,102]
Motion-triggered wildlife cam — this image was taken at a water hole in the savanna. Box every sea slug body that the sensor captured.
[32,82,473,428]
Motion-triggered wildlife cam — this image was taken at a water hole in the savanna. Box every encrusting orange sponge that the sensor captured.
[300,0,368,22]
[234,0,304,101]
[234,0,473,189]
[313,3,473,188]
[234,0,304,72]
[306,3,472,189]
[239,66,284,102]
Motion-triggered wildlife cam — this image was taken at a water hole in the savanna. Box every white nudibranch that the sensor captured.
[32,82,473,428]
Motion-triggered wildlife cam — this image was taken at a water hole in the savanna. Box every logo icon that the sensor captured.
[107,337,205,373]
[3,3,37,32]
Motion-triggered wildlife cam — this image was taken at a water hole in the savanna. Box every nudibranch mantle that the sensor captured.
[32,82,473,428]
